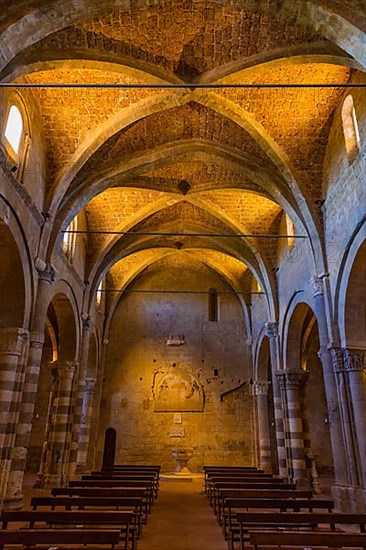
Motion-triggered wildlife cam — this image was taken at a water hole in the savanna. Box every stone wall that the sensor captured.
[97,258,254,472]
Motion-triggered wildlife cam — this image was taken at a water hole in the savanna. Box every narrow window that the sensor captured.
[342,95,360,163]
[96,279,104,308]
[62,215,78,261]
[4,105,23,157]
[208,288,219,322]
[285,213,295,250]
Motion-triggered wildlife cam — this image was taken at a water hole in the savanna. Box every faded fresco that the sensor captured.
[153,370,205,412]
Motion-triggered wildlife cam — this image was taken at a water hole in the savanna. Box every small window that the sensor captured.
[208,288,219,322]
[62,215,78,261]
[342,95,360,163]
[4,105,23,157]
[96,279,104,308]
[285,213,295,250]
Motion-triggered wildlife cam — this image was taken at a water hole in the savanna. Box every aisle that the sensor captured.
[138,478,227,550]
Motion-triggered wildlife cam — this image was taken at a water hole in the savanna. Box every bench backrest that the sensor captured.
[1,510,135,526]
[249,530,366,548]
[225,498,334,511]
[69,480,152,488]
[235,512,366,530]
[0,529,121,546]
[31,496,143,509]
[51,487,146,497]
[220,489,313,499]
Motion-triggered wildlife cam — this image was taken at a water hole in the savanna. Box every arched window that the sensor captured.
[96,279,104,308]
[62,216,78,261]
[342,95,360,163]
[4,105,23,157]
[285,213,295,250]
[208,288,219,322]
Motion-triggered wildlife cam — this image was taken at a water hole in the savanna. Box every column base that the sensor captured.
[332,484,366,511]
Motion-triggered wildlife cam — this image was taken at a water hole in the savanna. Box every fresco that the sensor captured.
[153,370,204,412]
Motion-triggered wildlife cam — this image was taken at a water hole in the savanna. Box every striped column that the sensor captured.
[253,381,272,472]
[265,321,287,478]
[3,264,56,507]
[0,328,27,504]
[280,370,309,486]
[70,316,93,475]
[42,361,77,487]
[77,378,96,467]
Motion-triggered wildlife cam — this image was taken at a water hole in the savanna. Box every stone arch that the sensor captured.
[47,285,80,362]
[336,220,366,347]
[255,334,271,382]
[0,195,33,329]
[0,1,364,73]
[284,300,334,483]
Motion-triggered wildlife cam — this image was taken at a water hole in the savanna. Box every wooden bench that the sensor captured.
[0,529,121,549]
[211,483,297,511]
[208,479,291,503]
[228,512,366,549]
[68,479,155,508]
[82,473,159,497]
[249,530,366,549]
[218,496,331,526]
[1,510,136,550]
[205,475,279,497]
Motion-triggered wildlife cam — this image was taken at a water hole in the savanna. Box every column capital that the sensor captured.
[84,378,96,394]
[0,327,29,355]
[54,361,78,380]
[82,314,94,332]
[309,275,323,298]
[36,261,57,283]
[277,369,307,389]
[331,347,366,372]
[253,380,271,395]
[264,321,278,339]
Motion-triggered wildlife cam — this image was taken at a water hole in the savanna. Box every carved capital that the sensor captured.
[309,276,323,298]
[54,361,78,380]
[36,262,57,283]
[342,348,366,372]
[0,327,28,355]
[84,377,96,394]
[82,315,93,332]
[264,321,278,339]
[253,380,271,395]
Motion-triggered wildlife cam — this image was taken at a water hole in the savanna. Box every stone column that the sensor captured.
[71,316,93,474]
[3,264,55,507]
[42,361,77,487]
[309,276,354,495]
[279,370,309,486]
[77,377,96,467]
[265,321,287,478]
[342,348,366,489]
[0,328,28,503]
[253,380,272,472]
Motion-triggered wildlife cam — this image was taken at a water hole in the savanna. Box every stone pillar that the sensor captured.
[265,321,287,478]
[42,361,77,487]
[0,328,28,503]
[309,276,355,498]
[71,316,93,474]
[278,370,309,486]
[342,347,366,491]
[3,264,55,507]
[77,378,96,467]
[253,380,272,472]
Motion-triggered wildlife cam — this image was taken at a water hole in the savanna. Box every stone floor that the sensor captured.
[138,478,227,550]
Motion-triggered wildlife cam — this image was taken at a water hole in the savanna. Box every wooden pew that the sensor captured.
[217,496,334,531]
[68,479,155,508]
[1,510,136,550]
[0,529,121,549]
[229,512,366,549]
[82,473,159,497]
[249,530,366,549]
[205,474,278,497]
[210,482,298,513]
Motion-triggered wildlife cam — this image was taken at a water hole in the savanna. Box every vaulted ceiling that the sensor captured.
[1,0,365,315]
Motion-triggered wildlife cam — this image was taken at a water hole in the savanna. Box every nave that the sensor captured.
[1,464,365,549]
